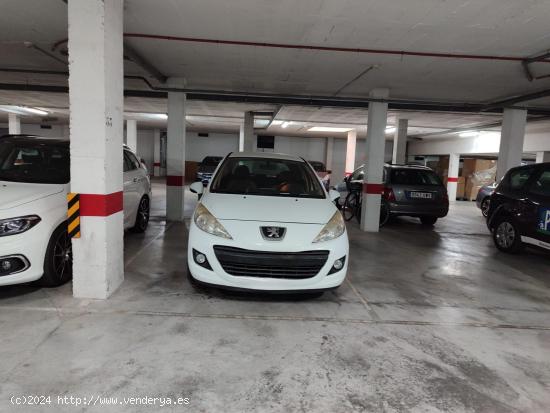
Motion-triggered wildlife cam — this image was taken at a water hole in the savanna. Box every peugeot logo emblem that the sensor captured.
[261,226,286,240]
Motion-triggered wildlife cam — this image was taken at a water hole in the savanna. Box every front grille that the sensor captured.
[213,246,329,279]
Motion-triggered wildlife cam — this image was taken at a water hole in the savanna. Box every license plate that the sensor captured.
[409,192,433,199]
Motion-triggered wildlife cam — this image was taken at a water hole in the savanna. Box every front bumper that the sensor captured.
[187,220,349,291]
[0,227,49,286]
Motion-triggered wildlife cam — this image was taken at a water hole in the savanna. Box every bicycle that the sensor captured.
[341,180,390,227]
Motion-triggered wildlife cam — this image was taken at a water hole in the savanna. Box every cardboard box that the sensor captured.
[465,178,482,201]
[185,161,199,183]
[461,159,497,179]
[456,177,466,199]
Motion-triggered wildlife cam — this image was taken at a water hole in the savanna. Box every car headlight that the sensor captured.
[312,211,345,243]
[0,215,41,237]
[193,203,232,239]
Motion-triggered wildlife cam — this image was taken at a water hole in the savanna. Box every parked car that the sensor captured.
[475,183,496,217]
[196,156,223,186]
[308,160,331,190]
[339,163,449,225]
[188,152,348,294]
[0,135,151,287]
[487,163,550,253]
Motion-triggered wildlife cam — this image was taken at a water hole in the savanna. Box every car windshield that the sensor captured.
[202,156,222,166]
[0,140,70,184]
[210,157,326,198]
[391,169,442,186]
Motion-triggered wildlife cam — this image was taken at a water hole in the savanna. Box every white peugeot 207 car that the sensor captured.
[188,152,349,294]
[0,135,151,288]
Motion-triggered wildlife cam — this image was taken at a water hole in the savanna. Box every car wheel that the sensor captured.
[493,217,524,253]
[481,198,490,217]
[420,216,438,226]
[130,196,150,233]
[40,223,73,287]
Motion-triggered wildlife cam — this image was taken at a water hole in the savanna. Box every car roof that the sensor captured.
[228,152,305,162]
[385,163,433,170]
[0,134,68,145]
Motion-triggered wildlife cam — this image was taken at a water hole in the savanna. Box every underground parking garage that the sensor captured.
[1,0,550,411]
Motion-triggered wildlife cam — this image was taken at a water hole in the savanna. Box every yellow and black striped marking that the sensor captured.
[67,193,81,239]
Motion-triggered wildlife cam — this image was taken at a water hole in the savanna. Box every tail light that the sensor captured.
[382,187,395,201]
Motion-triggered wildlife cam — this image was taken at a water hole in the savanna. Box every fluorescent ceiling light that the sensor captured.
[254,119,270,128]
[385,127,396,134]
[0,105,48,116]
[271,120,283,126]
[308,127,353,133]
[23,107,48,116]
[459,131,479,138]
[281,121,290,129]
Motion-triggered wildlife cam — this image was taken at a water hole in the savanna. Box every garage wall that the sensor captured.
[409,131,550,156]
[186,131,239,161]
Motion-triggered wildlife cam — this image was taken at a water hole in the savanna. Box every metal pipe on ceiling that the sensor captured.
[51,35,550,64]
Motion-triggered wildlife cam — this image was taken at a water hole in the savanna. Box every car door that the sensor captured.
[123,150,141,228]
[526,166,550,247]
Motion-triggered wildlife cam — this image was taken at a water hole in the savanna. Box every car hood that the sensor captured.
[0,181,65,210]
[203,193,335,224]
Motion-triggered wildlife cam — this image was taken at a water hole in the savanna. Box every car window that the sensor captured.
[210,157,325,198]
[0,141,70,184]
[530,170,550,197]
[509,167,535,190]
[201,156,222,166]
[390,169,442,186]
[124,151,140,171]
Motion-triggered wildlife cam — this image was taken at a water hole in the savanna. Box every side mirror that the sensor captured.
[329,189,340,202]
[326,170,332,174]
[190,181,204,195]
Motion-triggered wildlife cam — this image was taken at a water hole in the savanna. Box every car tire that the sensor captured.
[481,197,491,217]
[130,196,150,233]
[492,216,524,254]
[40,223,73,287]
[420,216,438,226]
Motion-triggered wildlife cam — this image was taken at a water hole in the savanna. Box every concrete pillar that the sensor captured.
[68,0,124,299]
[345,130,357,176]
[536,151,550,163]
[392,118,408,164]
[447,153,460,202]
[153,129,161,176]
[361,88,389,232]
[497,108,527,182]
[239,112,255,152]
[325,137,334,170]
[8,113,20,134]
[166,78,186,221]
[126,119,137,152]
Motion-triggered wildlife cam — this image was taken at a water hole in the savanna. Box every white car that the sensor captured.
[188,152,349,294]
[0,136,151,287]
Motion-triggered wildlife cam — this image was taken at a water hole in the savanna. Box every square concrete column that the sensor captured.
[361,88,389,232]
[325,137,334,170]
[497,108,527,182]
[68,0,124,299]
[447,153,460,202]
[153,129,161,176]
[239,112,255,152]
[345,130,357,176]
[392,118,408,164]
[536,151,550,163]
[126,119,137,152]
[166,78,186,221]
[8,113,20,134]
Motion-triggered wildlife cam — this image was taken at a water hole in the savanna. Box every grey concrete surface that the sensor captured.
[1,179,549,412]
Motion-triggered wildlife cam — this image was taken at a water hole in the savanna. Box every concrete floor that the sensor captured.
[1,179,550,412]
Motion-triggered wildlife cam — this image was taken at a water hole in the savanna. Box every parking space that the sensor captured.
[1,181,549,411]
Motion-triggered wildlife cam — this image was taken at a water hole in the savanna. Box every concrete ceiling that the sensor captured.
[1,0,550,140]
